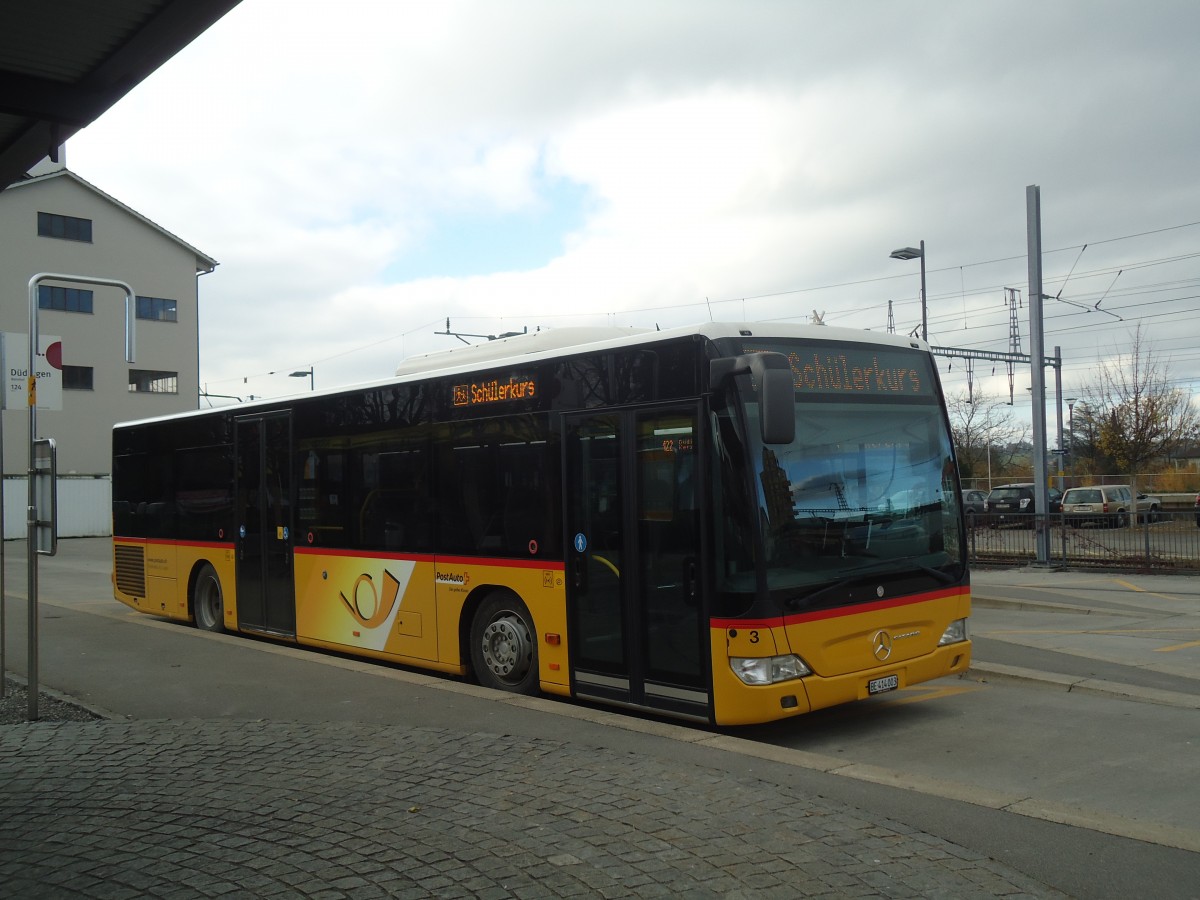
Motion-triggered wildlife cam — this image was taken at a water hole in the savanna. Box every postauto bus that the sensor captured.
[112,322,970,725]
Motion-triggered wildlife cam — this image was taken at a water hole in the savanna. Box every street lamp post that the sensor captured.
[1065,397,1077,482]
[890,240,927,342]
[290,367,314,391]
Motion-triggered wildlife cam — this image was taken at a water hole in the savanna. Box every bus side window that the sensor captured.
[175,445,233,541]
[437,419,560,558]
[364,445,432,552]
[113,453,149,537]
[499,440,552,557]
[436,429,480,554]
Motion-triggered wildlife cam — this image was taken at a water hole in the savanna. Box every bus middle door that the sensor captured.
[565,407,709,720]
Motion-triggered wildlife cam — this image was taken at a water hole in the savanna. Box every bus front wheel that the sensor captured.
[470,592,538,695]
[193,563,226,633]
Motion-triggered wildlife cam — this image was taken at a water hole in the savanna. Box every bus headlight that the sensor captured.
[938,618,968,645]
[730,654,811,685]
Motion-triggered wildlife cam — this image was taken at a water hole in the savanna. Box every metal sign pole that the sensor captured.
[27,280,40,719]
[1,404,5,700]
[1026,185,1051,566]
[25,273,135,720]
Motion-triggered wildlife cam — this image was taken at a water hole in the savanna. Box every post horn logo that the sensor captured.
[340,569,401,629]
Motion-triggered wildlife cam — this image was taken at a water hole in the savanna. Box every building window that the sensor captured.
[129,369,178,394]
[38,285,94,313]
[37,211,92,242]
[136,296,178,322]
[63,365,94,391]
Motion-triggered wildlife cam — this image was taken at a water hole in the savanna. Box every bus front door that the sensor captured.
[565,408,709,720]
[235,413,296,637]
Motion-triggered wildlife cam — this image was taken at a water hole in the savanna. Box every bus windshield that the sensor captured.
[713,340,964,614]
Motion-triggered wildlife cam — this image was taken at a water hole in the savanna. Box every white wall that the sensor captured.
[1,476,110,539]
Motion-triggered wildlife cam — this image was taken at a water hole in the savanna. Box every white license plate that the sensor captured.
[868,674,899,695]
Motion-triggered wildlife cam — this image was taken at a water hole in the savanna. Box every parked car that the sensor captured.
[1059,484,1159,527]
[961,489,988,521]
[1135,492,1163,523]
[985,484,1062,527]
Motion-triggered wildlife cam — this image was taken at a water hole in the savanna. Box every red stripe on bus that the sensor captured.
[292,546,564,571]
[113,539,565,572]
[293,546,436,563]
[435,554,565,571]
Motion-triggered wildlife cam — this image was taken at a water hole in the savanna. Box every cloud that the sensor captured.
[65,0,1200,413]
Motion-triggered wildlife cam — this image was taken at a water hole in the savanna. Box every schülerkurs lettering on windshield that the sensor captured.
[787,351,923,395]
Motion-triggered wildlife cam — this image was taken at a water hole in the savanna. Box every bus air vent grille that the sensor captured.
[114,545,146,597]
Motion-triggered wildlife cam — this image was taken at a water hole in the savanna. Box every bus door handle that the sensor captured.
[571,554,587,591]
[682,556,698,606]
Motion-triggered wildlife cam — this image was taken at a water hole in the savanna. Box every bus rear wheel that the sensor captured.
[470,592,538,695]
[193,563,226,633]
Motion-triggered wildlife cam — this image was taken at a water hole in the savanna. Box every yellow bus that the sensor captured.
[112,322,970,725]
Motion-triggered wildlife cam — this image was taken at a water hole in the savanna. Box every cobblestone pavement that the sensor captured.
[0,720,1066,899]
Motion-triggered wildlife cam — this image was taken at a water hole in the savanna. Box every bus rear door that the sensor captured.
[235,412,296,637]
[565,407,709,720]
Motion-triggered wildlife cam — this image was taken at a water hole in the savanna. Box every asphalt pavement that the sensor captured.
[1,540,1197,899]
[969,564,1200,706]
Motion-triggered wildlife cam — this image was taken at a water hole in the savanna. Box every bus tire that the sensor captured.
[470,591,538,695]
[193,563,226,633]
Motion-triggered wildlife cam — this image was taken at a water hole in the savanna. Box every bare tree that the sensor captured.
[1065,400,1114,476]
[946,391,1029,487]
[1086,324,1198,493]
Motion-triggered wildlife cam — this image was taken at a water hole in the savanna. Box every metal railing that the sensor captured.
[967,510,1200,570]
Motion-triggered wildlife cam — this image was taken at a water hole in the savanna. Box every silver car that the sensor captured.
[1061,485,1161,527]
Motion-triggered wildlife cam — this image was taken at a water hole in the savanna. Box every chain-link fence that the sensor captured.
[967,509,1200,570]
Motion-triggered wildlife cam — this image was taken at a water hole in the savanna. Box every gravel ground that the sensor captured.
[0,678,103,726]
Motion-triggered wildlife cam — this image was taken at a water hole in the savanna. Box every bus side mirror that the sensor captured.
[710,352,796,445]
[759,366,795,445]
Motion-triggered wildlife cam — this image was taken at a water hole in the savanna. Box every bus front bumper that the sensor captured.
[712,641,972,727]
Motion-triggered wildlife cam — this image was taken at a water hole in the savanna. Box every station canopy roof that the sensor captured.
[0,0,240,191]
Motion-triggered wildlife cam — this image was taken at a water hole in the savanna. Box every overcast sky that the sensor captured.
[69,0,1200,423]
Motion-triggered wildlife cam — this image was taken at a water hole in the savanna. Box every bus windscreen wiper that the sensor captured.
[785,559,953,610]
